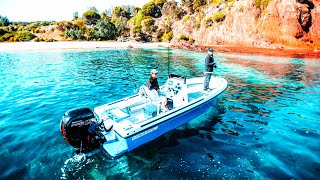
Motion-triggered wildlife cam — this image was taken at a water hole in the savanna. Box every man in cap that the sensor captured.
[146,69,160,91]
[204,48,217,91]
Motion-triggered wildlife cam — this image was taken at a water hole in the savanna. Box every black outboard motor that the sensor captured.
[60,108,105,153]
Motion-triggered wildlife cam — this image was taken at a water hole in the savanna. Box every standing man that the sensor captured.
[204,48,217,91]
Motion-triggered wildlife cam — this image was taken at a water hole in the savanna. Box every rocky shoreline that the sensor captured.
[171,43,320,58]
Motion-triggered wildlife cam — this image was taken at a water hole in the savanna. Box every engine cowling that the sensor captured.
[60,108,105,152]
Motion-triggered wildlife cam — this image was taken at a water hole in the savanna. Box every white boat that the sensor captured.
[60,74,227,157]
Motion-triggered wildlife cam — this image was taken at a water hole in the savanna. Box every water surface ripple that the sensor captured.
[0,48,319,179]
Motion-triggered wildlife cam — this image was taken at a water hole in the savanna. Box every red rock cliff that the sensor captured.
[170,0,320,50]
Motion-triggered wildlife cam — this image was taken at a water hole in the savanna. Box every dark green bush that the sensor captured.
[112,16,128,35]
[0,33,14,42]
[94,19,116,40]
[0,28,8,36]
[65,29,85,40]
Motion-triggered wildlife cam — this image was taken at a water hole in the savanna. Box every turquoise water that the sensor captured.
[0,48,319,179]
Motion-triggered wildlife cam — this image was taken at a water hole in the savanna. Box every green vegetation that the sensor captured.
[0,16,10,26]
[73,11,79,20]
[205,12,226,27]
[193,0,206,11]
[13,31,35,42]
[254,0,273,8]
[162,31,173,42]
[0,0,239,43]
[154,0,167,7]
[178,34,193,42]
[82,9,101,25]
[0,28,8,36]
[141,1,162,18]
[0,33,14,42]
[94,19,116,40]
[141,16,156,35]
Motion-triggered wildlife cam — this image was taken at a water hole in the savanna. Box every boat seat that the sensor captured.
[139,85,158,101]
[106,108,130,122]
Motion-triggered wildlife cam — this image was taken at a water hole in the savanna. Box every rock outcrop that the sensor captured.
[169,0,320,50]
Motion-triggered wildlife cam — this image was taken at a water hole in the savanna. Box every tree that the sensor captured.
[0,16,10,26]
[112,6,131,18]
[141,1,162,18]
[94,19,116,40]
[141,16,156,35]
[155,0,167,7]
[83,9,101,25]
[132,7,141,16]
[73,11,79,19]
[193,0,206,11]
[112,16,129,35]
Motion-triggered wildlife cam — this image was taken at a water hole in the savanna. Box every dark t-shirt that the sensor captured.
[146,77,159,91]
[204,55,215,72]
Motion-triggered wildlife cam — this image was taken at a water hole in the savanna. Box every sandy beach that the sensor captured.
[0,41,170,52]
[1,41,319,58]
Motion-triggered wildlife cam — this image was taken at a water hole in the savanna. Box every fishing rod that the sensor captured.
[167,45,170,77]
[117,49,141,91]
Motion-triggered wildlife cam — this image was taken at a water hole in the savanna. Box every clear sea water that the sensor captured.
[0,48,319,180]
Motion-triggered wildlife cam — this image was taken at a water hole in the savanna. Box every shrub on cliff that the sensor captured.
[162,31,173,42]
[13,31,35,42]
[254,0,273,8]
[178,34,190,41]
[205,12,226,27]
[193,0,206,11]
[162,1,185,20]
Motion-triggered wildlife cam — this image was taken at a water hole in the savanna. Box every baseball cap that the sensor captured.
[150,69,158,74]
[208,48,213,52]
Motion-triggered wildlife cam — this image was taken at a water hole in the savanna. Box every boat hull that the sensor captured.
[103,96,217,157]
